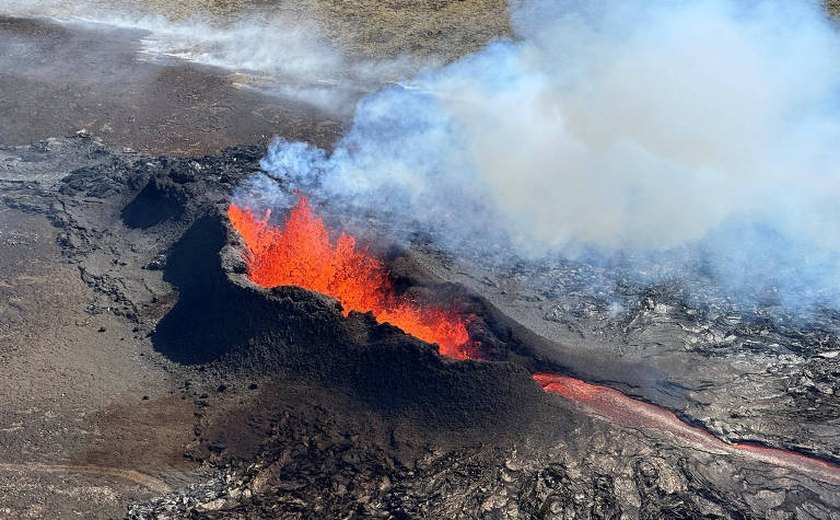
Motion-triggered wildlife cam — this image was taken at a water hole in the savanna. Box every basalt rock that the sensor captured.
[1,137,837,519]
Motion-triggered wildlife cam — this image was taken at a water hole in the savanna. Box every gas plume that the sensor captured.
[250,0,840,311]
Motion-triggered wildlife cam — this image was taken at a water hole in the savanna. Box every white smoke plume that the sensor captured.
[250,0,840,310]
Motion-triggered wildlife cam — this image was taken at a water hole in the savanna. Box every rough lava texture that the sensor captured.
[1,135,838,518]
[409,251,840,465]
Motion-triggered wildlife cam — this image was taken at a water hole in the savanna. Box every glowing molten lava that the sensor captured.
[534,373,840,484]
[228,196,474,359]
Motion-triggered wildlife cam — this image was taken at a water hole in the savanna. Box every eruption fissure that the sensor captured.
[228,196,475,359]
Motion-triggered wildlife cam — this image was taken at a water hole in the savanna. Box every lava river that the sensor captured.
[228,196,840,485]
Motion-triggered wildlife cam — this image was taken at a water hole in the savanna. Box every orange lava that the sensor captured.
[228,196,474,359]
[533,373,840,484]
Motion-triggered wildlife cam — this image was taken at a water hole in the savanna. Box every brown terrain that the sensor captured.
[0,2,509,517]
[0,1,839,519]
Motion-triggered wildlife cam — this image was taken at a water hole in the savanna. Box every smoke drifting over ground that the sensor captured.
[0,1,420,114]
[106,18,420,113]
[242,0,840,312]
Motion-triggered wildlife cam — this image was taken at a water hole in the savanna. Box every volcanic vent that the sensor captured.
[144,185,551,433]
[228,195,478,360]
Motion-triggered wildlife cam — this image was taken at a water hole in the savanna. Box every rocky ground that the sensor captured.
[0,15,335,156]
[0,132,836,519]
[0,3,839,520]
[410,248,840,464]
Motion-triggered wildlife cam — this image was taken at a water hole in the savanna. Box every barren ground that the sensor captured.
[0,2,839,519]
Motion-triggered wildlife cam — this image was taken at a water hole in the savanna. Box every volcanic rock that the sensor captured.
[1,136,838,519]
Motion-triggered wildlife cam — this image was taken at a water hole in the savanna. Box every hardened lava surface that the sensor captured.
[0,136,837,518]
[0,5,838,519]
[411,253,840,463]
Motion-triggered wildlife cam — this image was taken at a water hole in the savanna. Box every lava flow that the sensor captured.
[228,196,474,359]
[534,373,840,484]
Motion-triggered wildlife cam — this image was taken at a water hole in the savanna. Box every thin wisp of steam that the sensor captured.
[0,0,424,114]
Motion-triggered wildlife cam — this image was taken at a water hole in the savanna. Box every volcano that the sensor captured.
[227,196,476,360]
[2,130,838,520]
[225,189,840,487]
[1,4,840,520]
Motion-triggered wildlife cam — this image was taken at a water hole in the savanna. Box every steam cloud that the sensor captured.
[9,0,840,310]
[246,0,840,311]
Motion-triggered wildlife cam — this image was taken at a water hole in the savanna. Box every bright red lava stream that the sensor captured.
[228,195,840,485]
[534,374,840,484]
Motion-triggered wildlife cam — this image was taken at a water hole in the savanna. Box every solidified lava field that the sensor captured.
[1,2,840,520]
